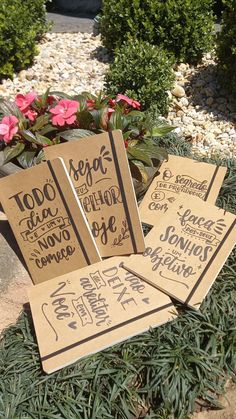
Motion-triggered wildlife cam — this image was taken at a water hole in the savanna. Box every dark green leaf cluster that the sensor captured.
[1,152,236,418]
[0,0,49,80]
[216,0,236,97]
[104,39,175,114]
[101,0,215,64]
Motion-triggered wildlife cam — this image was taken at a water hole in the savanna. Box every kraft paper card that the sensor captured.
[28,257,177,373]
[45,130,145,257]
[123,196,236,309]
[139,155,227,226]
[0,158,101,284]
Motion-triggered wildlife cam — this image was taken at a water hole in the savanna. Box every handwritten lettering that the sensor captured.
[69,146,111,187]
[38,229,71,251]
[80,186,122,213]
[175,175,208,191]
[19,208,59,231]
[91,216,117,245]
[160,225,212,262]
[177,208,215,231]
[143,246,196,277]
[35,246,75,268]
[9,184,56,212]
[80,277,110,326]
[49,281,76,321]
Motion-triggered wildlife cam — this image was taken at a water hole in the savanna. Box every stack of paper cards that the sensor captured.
[28,257,177,373]
[1,129,234,375]
[124,196,236,309]
[0,158,101,284]
[139,155,227,226]
[45,130,145,257]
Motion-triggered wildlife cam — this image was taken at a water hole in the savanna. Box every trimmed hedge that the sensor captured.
[100,0,215,64]
[104,39,175,114]
[0,0,49,80]
[216,0,236,97]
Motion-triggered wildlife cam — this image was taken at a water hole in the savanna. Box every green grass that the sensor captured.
[0,137,236,419]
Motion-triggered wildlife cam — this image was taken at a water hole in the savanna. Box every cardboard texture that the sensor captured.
[45,130,145,257]
[0,158,101,284]
[139,155,227,226]
[123,196,236,309]
[28,257,177,373]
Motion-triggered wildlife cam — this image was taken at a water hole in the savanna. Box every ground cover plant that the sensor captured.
[100,0,215,64]
[0,140,236,418]
[0,0,49,80]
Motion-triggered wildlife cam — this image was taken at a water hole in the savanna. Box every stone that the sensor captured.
[171,84,186,98]
[195,133,203,142]
[18,70,27,82]
[177,63,187,72]
[204,132,215,145]
[181,116,193,125]
[179,97,189,107]
[206,97,214,106]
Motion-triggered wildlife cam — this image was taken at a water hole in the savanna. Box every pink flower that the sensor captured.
[86,99,95,109]
[0,115,19,144]
[108,98,116,107]
[116,94,141,110]
[108,107,115,119]
[50,99,79,126]
[15,92,37,112]
[24,109,37,121]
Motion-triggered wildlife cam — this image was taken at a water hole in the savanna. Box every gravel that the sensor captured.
[0,33,235,159]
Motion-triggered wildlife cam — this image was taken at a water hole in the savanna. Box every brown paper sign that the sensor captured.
[45,130,145,257]
[123,196,236,309]
[139,155,227,226]
[0,158,101,284]
[28,257,177,373]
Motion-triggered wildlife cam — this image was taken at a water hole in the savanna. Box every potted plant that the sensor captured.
[0,90,175,196]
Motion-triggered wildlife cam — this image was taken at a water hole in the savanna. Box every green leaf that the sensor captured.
[39,87,51,107]
[49,91,74,99]
[57,129,95,141]
[31,114,50,132]
[127,145,153,166]
[125,110,144,118]
[123,131,132,140]
[34,149,45,164]
[21,130,38,144]
[134,141,168,162]
[90,108,107,130]
[2,143,25,164]
[0,100,25,121]
[39,124,58,136]
[108,110,129,131]
[35,133,53,146]
[129,160,145,182]
[16,150,36,168]
[147,124,176,137]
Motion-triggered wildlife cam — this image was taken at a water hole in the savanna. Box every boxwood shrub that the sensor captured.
[216,0,236,96]
[101,0,215,64]
[0,0,49,80]
[104,39,175,114]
